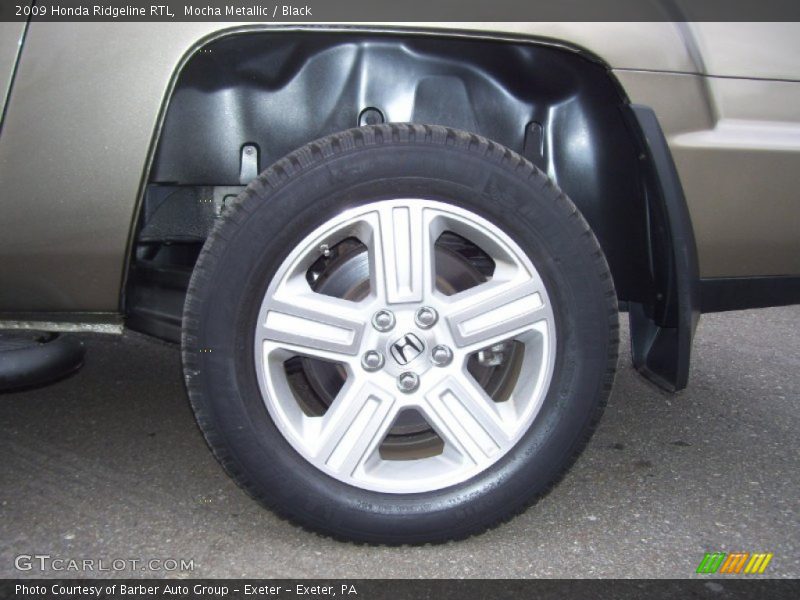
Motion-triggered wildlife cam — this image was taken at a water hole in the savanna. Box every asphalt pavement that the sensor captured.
[0,307,797,578]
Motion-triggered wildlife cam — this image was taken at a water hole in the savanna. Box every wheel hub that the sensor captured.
[388,331,425,366]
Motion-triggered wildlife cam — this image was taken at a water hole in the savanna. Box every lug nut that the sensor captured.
[397,372,420,394]
[361,350,385,372]
[431,345,453,367]
[372,309,395,332]
[414,306,438,329]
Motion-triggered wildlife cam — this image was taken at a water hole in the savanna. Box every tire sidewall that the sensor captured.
[185,133,615,542]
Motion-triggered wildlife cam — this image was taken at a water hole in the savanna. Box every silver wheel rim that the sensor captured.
[254,199,556,494]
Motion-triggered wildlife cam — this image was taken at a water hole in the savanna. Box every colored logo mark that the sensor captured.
[696,552,773,574]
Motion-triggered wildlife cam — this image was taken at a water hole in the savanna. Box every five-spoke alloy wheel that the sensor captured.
[256,199,556,494]
[183,124,618,543]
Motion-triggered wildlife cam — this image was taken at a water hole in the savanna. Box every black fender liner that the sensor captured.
[129,32,702,392]
[627,105,701,392]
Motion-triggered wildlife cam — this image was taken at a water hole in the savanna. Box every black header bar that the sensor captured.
[2,579,799,600]
[1,0,800,22]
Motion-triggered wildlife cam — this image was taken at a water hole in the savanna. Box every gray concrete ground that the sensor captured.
[0,307,797,578]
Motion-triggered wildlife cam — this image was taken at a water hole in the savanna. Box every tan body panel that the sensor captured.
[617,70,800,277]
[0,22,798,312]
[688,23,800,80]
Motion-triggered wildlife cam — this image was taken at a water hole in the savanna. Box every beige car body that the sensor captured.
[0,22,798,318]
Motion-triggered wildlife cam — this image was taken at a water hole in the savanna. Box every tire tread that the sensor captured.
[182,123,618,545]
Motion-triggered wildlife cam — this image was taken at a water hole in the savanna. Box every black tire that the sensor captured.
[182,124,618,544]
[0,331,85,392]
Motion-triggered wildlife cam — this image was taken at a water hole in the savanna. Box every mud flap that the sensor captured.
[628,105,700,392]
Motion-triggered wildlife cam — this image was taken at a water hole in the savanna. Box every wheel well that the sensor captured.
[126,31,656,343]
